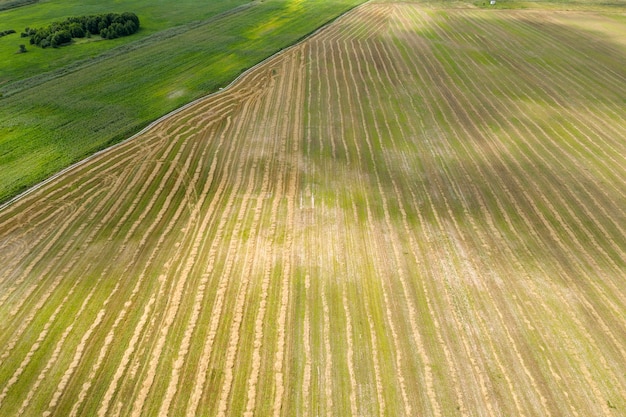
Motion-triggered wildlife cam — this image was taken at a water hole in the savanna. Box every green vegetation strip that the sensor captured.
[0,0,363,203]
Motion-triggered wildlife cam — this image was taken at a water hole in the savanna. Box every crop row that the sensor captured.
[0,2,625,416]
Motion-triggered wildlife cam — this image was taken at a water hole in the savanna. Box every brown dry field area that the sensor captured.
[1,2,626,416]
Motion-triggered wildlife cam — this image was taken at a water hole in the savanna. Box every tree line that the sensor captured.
[22,12,140,48]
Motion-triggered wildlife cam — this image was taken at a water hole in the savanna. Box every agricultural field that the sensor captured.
[0,0,363,203]
[1,0,626,416]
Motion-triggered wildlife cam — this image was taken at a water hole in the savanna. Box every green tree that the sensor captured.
[50,30,71,47]
[68,22,85,38]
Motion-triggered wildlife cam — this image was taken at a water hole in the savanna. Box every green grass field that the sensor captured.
[0,0,254,82]
[0,0,364,203]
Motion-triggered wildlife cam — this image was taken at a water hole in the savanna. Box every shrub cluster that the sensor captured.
[0,29,17,38]
[23,12,139,48]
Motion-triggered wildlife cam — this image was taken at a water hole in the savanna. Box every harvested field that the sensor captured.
[1,2,626,416]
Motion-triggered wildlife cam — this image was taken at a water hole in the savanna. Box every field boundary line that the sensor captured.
[0,1,370,214]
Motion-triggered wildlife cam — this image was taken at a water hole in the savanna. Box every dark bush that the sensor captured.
[0,29,17,38]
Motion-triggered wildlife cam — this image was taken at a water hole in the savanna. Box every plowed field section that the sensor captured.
[1,3,626,416]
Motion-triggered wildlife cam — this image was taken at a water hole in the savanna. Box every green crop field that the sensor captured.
[1,0,626,416]
[0,0,364,203]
